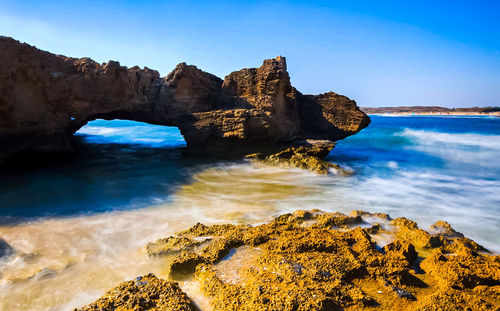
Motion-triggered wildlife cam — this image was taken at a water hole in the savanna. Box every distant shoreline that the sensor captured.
[367,112,500,116]
[361,106,500,116]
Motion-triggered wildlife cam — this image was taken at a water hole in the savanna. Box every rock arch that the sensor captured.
[0,37,370,160]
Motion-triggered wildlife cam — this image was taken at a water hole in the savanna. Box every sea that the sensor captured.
[0,115,499,310]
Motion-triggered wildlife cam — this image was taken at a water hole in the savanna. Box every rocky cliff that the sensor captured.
[0,37,370,160]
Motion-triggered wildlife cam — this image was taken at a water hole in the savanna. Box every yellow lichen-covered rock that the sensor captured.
[146,236,203,256]
[313,212,362,228]
[169,251,207,278]
[383,240,418,264]
[177,223,249,237]
[420,248,500,290]
[75,273,196,311]
[78,211,500,311]
[413,288,500,311]
[391,217,442,248]
[349,210,392,221]
[161,211,490,310]
[247,140,351,175]
[428,220,465,238]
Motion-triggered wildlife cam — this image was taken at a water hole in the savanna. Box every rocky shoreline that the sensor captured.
[76,210,500,311]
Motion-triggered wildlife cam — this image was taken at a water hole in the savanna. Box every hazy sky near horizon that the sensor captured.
[1,0,499,107]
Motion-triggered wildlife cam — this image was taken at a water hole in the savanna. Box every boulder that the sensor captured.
[75,273,196,311]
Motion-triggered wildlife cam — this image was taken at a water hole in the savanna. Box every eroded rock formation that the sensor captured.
[246,139,351,174]
[80,210,500,310]
[75,273,196,311]
[0,37,369,160]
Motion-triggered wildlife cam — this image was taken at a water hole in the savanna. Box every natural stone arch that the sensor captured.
[0,36,370,160]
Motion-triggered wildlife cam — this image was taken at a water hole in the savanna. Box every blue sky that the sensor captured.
[1,0,499,107]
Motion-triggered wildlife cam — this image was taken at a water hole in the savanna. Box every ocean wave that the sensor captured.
[276,168,500,253]
[76,126,121,136]
[397,129,500,168]
[399,128,500,149]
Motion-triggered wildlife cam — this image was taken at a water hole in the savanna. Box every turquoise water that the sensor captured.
[326,115,500,251]
[0,116,499,250]
[0,120,192,221]
[0,115,499,310]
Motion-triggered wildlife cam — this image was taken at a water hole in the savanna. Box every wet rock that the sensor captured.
[379,278,417,301]
[292,210,314,220]
[178,223,248,237]
[314,212,363,228]
[85,210,500,310]
[366,223,382,234]
[393,286,416,300]
[391,217,442,249]
[146,236,202,256]
[75,273,196,311]
[188,211,499,309]
[414,288,499,311]
[0,238,14,258]
[247,140,351,175]
[241,231,270,246]
[199,236,245,263]
[169,251,206,278]
[420,248,500,290]
[290,262,304,275]
[428,221,464,238]
[349,210,392,221]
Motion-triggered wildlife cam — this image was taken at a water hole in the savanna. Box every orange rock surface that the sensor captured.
[79,210,500,310]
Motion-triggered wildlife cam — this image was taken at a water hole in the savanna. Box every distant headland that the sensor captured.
[361,106,500,116]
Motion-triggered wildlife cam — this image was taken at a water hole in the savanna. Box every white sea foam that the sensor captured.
[398,129,500,166]
[386,161,399,169]
[76,126,121,136]
[399,128,500,149]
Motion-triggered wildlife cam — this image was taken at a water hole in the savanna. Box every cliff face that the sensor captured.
[0,36,370,159]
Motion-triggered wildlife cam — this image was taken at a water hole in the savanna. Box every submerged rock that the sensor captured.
[79,211,500,310]
[0,237,14,258]
[75,273,196,311]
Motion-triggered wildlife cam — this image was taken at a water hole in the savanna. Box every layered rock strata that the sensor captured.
[0,37,370,160]
[80,210,500,311]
